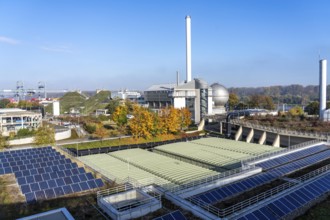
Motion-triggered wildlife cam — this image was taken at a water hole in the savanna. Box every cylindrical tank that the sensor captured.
[211,83,229,107]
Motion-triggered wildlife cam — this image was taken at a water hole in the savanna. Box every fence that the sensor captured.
[187,163,330,218]
[241,139,323,166]
[231,119,330,140]
[66,135,205,157]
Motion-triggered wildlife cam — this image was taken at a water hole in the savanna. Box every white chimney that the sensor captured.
[186,16,192,82]
[319,59,327,121]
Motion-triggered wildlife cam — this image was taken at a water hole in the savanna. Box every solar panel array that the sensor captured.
[236,172,330,220]
[190,148,330,205]
[255,145,328,170]
[153,210,187,220]
[0,146,104,203]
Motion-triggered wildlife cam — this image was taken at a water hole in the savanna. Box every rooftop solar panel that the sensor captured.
[63,177,73,185]
[87,180,97,189]
[4,167,12,174]
[35,190,46,200]
[71,183,82,193]
[95,179,104,188]
[78,174,87,182]
[62,185,73,194]
[86,173,94,180]
[26,175,35,184]
[39,181,49,190]
[30,169,38,175]
[79,182,89,191]
[47,179,57,188]
[17,177,27,185]
[71,175,80,183]
[45,188,56,199]
[25,192,36,203]
[56,178,65,187]
[30,183,41,192]
[21,184,31,194]
[54,187,65,197]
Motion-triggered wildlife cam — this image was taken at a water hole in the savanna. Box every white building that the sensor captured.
[0,108,42,136]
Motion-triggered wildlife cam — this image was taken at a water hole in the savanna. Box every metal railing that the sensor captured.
[188,163,330,218]
[167,165,257,193]
[242,139,323,166]
[231,119,330,139]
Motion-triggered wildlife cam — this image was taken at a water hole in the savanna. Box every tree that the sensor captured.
[179,108,191,130]
[112,105,128,128]
[263,96,275,110]
[94,124,108,141]
[288,106,304,117]
[228,93,239,110]
[305,101,319,115]
[0,133,8,149]
[159,107,180,134]
[34,126,55,146]
[106,98,121,114]
[0,99,10,108]
[129,105,154,139]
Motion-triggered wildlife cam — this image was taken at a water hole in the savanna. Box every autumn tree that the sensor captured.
[228,93,239,110]
[159,106,181,134]
[94,124,108,141]
[179,108,191,130]
[112,105,128,128]
[106,98,121,114]
[288,106,304,117]
[34,126,55,146]
[129,105,154,139]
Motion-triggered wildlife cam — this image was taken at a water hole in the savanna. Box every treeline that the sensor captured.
[112,104,191,139]
[228,84,325,104]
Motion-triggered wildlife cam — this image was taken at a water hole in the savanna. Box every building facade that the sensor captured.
[0,108,42,136]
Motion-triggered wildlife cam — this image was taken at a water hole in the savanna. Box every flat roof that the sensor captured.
[17,207,75,220]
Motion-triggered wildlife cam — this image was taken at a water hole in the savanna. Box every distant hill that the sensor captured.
[228,84,326,104]
[46,90,111,115]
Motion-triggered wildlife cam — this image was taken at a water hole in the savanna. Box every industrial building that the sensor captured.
[0,108,42,136]
[144,16,229,123]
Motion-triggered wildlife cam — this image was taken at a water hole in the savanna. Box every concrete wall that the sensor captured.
[8,129,71,145]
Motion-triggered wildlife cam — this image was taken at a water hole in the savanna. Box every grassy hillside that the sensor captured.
[83,90,111,114]
[45,90,111,115]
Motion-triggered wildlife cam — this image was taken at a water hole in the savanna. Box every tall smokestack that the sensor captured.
[186,15,192,83]
[319,59,327,121]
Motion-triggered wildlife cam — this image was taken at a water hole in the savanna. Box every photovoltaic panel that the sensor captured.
[71,175,80,183]
[21,184,31,194]
[86,173,94,180]
[47,179,57,188]
[35,190,46,200]
[62,185,73,194]
[87,180,97,189]
[25,192,36,203]
[153,210,187,220]
[56,178,65,187]
[17,177,27,185]
[45,188,56,199]
[71,183,82,192]
[63,176,73,185]
[79,182,89,191]
[78,174,87,182]
[39,181,49,190]
[54,187,65,197]
[30,183,40,192]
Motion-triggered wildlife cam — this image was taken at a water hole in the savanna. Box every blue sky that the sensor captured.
[1,0,330,91]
